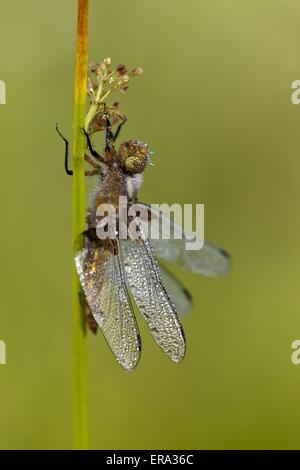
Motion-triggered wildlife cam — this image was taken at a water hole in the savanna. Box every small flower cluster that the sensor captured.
[85,58,143,135]
[88,58,142,96]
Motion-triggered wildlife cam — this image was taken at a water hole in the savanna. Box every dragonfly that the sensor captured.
[56,114,230,372]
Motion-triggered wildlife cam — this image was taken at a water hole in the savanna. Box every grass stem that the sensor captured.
[72,0,89,450]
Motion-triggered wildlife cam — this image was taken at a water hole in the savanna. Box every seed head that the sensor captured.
[131,67,143,76]
[116,64,128,75]
[103,57,112,66]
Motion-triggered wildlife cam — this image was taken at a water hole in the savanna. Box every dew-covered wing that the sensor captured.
[121,237,186,363]
[74,240,141,371]
[159,264,192,316]
[137,204,230,277]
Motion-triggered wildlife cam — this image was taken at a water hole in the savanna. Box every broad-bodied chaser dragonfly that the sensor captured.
[57,115,230,372]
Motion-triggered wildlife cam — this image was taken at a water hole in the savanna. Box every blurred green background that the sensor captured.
[0,0,300,450]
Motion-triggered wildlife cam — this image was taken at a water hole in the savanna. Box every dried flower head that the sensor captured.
[116,64,128,75]
[130,67,143,77]
[85,58,143,135]
[103,57,112,66]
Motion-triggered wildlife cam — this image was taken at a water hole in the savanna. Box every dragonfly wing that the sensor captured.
[159,263,192,316]
[137,203,230,277]
[121,237,186,363]
[75,240,141,372]
[152,238,230,277]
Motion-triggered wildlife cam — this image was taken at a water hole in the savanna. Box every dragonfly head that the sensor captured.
[119,140,150,174]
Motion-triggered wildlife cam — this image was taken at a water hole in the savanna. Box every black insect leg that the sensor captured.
[113,117,127,142]
[56,124,104,176]
[104,114,114,151]
[55,123,73,176]
[82,128,101,158]
[82,128,107,165]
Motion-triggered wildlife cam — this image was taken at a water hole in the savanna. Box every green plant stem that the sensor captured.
[72,0,89,450]
[85,82,103,131]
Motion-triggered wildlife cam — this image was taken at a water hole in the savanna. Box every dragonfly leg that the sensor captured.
[55,123,73,176]
[82,128,106,163]
[84,153,102,170]
[84,169,100,176]
[113,116,127,142]
[104,112,113,151]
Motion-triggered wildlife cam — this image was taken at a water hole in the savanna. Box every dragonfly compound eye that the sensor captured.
[120,140,150,174]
